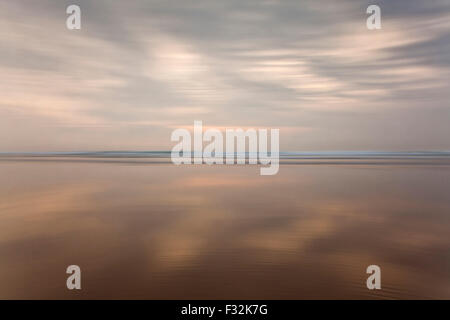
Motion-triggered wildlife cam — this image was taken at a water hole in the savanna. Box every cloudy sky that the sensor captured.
[1,0,449,151]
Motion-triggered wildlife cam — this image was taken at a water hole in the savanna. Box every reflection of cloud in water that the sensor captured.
[0,162,449,298]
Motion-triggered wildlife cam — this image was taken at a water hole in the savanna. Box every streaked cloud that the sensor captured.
[1,0,449,151]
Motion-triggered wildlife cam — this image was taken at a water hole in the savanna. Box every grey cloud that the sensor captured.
[0,0,449,151]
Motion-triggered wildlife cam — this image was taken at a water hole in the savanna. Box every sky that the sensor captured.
[1,0,449,152]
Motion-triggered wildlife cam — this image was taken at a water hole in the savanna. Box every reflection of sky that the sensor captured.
[1,1,450,151]
[0,163,449,299]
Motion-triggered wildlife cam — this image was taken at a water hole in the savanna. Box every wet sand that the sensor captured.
[0,159,449,299]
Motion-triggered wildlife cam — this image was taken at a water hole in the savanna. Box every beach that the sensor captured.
[0,158,449,299]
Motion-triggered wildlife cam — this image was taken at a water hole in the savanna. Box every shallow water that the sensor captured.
[0,159,449,299]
